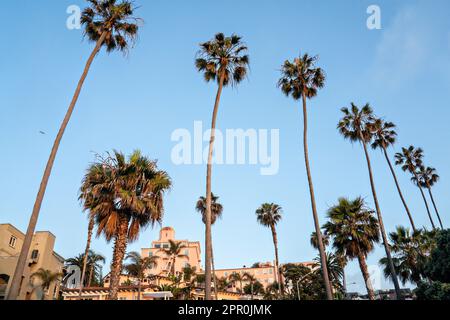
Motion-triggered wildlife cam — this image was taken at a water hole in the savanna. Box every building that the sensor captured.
[0,223,65,300]
[140,227,202,276]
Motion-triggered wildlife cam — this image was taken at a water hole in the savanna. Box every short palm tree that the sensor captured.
[195,32,249,300]
[278,53,332,300]
[229,272,244,293]
[80,150,171,300]
[124,251,158,300]
[370,118,416,231]
[243,272,257,300]
[413,166,444,229]
[323,197,380,300]
[379,226,431,285]
[65,254,85,277]
[31,268,62,300]
[7,1,140,299]
[159,240,188,276]
[78,216,96,298]
[338,103,402,299]
[313,252,344,293]
[87,250,106,287]
[255,203,284,297]
[395,146,436,229]
[196,193,223,300]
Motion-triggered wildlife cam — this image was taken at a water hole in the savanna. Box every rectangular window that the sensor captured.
[31,250,39,260]
[154,244,161,249]
[184,249,189,256]
[9,236,17,248]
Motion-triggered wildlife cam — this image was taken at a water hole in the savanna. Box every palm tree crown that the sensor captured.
[412,166,439,188]
[323,197,380,258]
[195,33,249,86]
[124,251,158,279]
[370,119,397,150]
[395,146,424,174]
[196,193,223,225]
[255,203,282,226]
[81,0,140,53]
[278,53,325,100]
[338,103,375,143]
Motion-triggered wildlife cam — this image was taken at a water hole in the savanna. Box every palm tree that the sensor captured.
[195,33,249,300]
[65,254,85,278]
[196,193,223,300]
[338,103,403,299]
[159,240,188,276]
[30,268,62,300]
[395,146,436,229]
[370,118,416,231]
[277,53,332,300]
[243,272,256,300]
[87,250,106,287]
[182,264,197,284]
[229,272,244,293]
[78,216,95,298]
[323,197,380,300]
[124,251,158,300]
[379,226,430,285]
[310,231,330,249]
[7,1,140,299]
[255,203,284,297]
[413,166,444,229]
[80,150,171,300]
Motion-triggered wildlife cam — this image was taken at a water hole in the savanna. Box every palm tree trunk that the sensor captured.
[78,215,95,298]
[301,93,333,300]
[211,237,219,300]
[427,183,444,229]
[382,147,416,232]
[7,32,108,300]
[137,278,141,301]
[88,263,94,287]
[360,137,402,300]
[357,252,375,300]
[412,171,435,229]
[270,224,283,298]
[204,72,225,300]
[108,215,129,300]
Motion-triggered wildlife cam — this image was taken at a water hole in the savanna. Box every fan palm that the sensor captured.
[229,272,244,293]
[313,252,344,293]
[78,216,95,297]
[338,103,402,299]
[7,1,140,299]
[379,226,431,285]
[159,240,188,276]
[395,146,435,229]
[195,32,249,300]
[277,53,332,300]
[196,193,223,299]
[79,150,171,299]
[413,166,444,229]
[31,269,62,300]
[87,250,106,287]
[323,197,380,300]
[370,119,416,231]
[124,251,158,300]
[243,272,257,300]
[255,203,284,297]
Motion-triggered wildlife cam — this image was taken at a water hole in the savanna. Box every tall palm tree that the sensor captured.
[229,272,244,293]
[159,240,188,276]
[80,150,171,299]
[338,103,403,299]
[255,203,284,297]
[87,250,106,287]
[65,254,85,278]
[379,226,431,285]
[78,216,95,298]
[395,146,436,229]
[196,193,223,300]
[310,231,330,249]
[195,33,249,300]
[7,1,140,299]
[124,251,158,300]
[323,197,380,300]
[30,268,62,300]
[370,118,416,231]
[413,166,444,229]
[278,53,332,300]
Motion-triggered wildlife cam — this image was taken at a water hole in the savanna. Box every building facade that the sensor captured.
[0,223,65,300]
[140,227,202,276]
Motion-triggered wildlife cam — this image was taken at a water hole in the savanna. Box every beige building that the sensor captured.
[141,227,202,276]
[0,223,65,300]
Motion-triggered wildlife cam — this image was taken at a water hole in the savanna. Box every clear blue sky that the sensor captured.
[1,0,449,293]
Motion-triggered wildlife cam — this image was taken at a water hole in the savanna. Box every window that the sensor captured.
[154,244,161,249]
[148,252,153,257]
[184,249,189,256]
[31,250,39,260]
[162,243,169,249]
[9,236,17,248]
